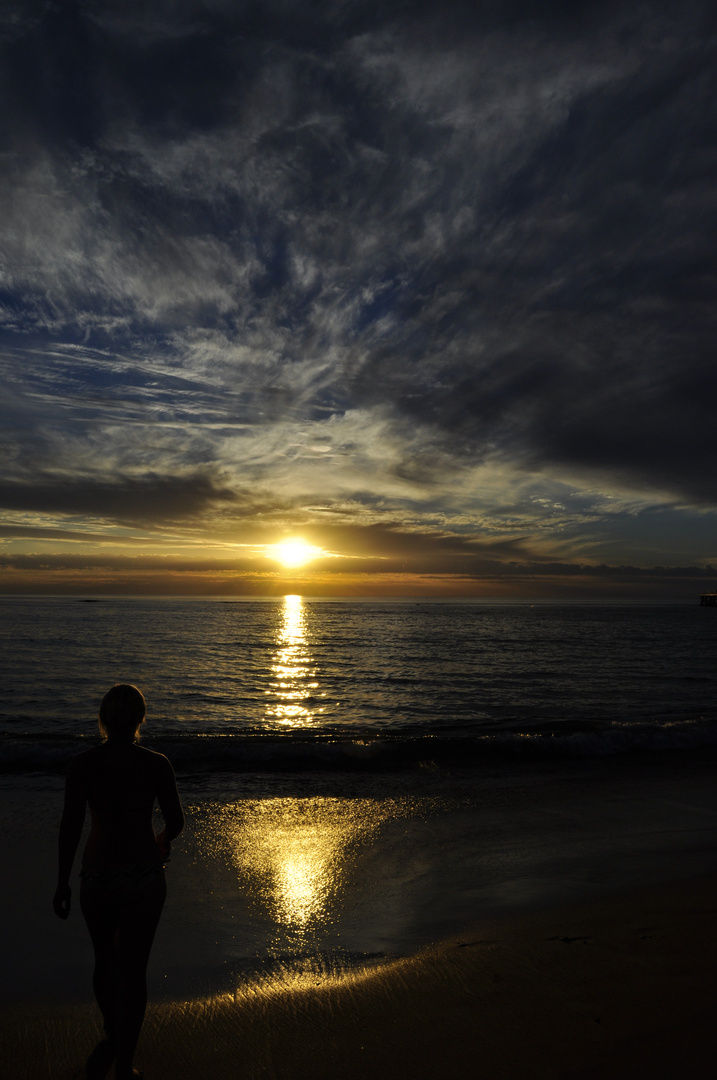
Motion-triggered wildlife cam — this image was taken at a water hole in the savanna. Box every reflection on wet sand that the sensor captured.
[265,595,321,727]
[217,797,410,940]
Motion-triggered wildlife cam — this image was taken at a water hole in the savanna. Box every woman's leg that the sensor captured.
[113,872,167,1079]
[79,879,121,1048]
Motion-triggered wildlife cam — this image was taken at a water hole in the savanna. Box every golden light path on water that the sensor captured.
[265,594,322,727]
[226,799,403,933]
[208,797,413,938]
[190,596,425,956]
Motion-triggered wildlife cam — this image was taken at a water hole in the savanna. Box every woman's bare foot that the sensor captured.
[84,1039,115,1079]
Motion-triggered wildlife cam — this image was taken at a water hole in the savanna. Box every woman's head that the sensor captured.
[98,683,146,741]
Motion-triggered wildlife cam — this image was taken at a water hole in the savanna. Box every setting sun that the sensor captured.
[270,540,322,568]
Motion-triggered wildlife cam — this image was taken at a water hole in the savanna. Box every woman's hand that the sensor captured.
[155,828,171,861]
[53,883,71,919]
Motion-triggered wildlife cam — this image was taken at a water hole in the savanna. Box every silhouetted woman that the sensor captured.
[54,684,184,1080]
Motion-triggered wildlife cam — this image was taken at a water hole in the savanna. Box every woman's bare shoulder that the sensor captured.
[69,743,170,768]
[63,746,101,789]
[134,744,175,772]
[68,746,101,769]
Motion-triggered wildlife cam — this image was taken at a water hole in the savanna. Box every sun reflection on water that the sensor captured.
[265,595,321,727]
[219,797,408,936]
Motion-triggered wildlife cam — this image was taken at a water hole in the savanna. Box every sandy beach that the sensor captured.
[4,871,716,1080]
[3,745,717,1080]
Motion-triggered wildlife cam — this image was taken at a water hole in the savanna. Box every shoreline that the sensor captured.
[5,871,717,1080]
[4,748,717,1009]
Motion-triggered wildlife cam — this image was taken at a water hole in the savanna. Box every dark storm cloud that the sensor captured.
[0,471,235,524]
[1,0,716,563]
[342,5,717,500]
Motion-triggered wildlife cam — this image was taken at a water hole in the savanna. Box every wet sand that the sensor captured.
[5,871,716,1080]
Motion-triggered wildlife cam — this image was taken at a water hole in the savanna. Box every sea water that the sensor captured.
[1,596,716,772]
[1,596,717,1001]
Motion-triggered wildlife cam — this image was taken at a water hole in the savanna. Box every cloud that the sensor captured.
[0,471,236,524]
[340,9,717,502]
[1,545,714,592]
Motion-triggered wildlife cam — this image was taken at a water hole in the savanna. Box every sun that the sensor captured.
[271,539,322,568]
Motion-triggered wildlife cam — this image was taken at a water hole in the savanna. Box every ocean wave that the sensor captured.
[2,720,717,775]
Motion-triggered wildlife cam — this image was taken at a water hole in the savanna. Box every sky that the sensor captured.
[1,0,716,599]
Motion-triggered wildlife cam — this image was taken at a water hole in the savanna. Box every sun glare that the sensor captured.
[271,540,321,568]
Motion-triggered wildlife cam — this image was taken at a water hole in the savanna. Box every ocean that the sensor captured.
[2,596,716,773]
[1,596,717,1003]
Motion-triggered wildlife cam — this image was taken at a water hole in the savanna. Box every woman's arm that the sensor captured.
[53,756,87,919]
[155,756,184,861]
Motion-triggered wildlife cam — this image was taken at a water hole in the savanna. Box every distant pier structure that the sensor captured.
[699,591,717,606]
